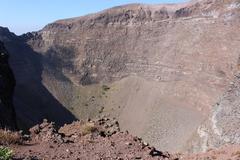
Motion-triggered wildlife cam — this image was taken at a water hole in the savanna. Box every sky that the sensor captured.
[0,0,187,35]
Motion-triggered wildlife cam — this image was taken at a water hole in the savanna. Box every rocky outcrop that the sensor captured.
[5,119,240,160]
[190,74,240,152]
[0,41,17,130]
[13,119,178,160]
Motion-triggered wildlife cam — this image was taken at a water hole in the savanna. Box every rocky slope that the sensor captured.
[1,0,240,152]
[183,145,240,160]
[11,119,179,160]
[189,74,240,152]
[5,119,240,160]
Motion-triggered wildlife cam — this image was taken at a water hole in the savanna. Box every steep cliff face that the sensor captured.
[1,0,240,152]
[27,0,240,112]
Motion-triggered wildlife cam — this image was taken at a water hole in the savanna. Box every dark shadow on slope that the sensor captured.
[43,45,76,82]
[0,27,77,130]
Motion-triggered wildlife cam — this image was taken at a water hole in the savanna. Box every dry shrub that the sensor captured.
[81,122,97,136]
[0,129,21,145]
[232,150,240,158]
[102,85,110,91]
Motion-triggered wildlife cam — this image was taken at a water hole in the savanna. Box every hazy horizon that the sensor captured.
[0,0,187,35]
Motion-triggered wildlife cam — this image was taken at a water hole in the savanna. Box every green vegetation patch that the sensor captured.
[0,146,13,160]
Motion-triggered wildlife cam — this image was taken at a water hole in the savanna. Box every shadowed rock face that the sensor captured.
[1,0,240,152]
[0,27,77,130]
[0,41,17,130]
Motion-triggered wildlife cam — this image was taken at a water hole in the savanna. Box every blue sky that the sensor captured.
[0,0,187,35]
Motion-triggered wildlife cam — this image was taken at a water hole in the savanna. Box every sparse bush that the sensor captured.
[102,85,110,91]
[0,147,13,160]
[81,122,97,136]
[0,129,22,145]
[232,150,240,157]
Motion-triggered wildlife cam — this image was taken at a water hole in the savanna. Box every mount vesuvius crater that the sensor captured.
[1,0,240,152]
